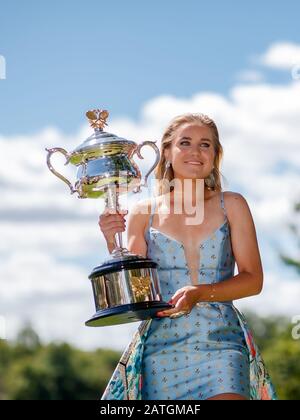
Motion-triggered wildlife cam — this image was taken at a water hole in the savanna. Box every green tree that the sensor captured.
[1,327,121,400]
[263,332,300,400]
[280,201,300,273]
[245,311,300,399]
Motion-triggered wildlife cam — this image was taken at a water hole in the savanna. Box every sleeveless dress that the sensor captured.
[141,192,249,399]
[101,192,277,400]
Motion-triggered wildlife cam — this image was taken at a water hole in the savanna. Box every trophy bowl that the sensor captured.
[46,108,173,327]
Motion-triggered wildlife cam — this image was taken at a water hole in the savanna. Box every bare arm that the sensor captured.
[100,200,150,256]
[126,200,150,258]
[199,192,263,301]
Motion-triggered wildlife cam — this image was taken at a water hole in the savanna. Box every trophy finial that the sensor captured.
[86,109,109,131]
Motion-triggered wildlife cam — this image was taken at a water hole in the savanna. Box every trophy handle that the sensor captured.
[45,147,77,195]
[134,140,160,188]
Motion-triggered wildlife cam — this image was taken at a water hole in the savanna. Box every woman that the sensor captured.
[99,113,277,400]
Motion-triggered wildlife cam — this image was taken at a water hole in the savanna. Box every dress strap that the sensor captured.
[220,191,227,219]
[147,198,157,229]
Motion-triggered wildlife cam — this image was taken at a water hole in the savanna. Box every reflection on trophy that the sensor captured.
[45,109,173,327]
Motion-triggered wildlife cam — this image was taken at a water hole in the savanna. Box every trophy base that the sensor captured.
[85,301,173,327]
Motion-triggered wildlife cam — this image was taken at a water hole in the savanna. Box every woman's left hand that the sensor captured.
[156,285,201,318]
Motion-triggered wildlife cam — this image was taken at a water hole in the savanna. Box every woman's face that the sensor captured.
[165,123,215,181]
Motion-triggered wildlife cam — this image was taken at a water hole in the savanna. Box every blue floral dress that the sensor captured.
[101,192,277,400]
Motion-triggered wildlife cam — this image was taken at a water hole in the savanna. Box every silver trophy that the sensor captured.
[46,109,173,327]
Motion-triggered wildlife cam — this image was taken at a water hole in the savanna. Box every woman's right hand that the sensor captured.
[98,208,128,244]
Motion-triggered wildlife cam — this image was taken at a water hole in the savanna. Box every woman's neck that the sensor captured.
[169,180,213,205]
[158,184,214,220]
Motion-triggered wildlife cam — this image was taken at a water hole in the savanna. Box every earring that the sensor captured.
[162,161,171,179]
[205,170,216,190]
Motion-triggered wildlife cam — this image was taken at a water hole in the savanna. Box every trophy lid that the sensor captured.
[69,109,137,165]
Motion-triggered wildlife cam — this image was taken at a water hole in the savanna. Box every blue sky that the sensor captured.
[1,0,300,135]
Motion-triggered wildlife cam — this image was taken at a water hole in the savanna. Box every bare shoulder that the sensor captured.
[127,197,154,229]
[129,197,153,217]
[223,191,254,226]
[223,191,250,210]
[126,197,154,257]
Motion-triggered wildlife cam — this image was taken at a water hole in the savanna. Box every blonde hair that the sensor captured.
[154,113,224,196]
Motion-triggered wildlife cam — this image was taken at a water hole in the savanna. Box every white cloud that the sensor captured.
[237,269,300,318]
[258,41,300,70]
[1,49,300,350]
[0,248,141,350]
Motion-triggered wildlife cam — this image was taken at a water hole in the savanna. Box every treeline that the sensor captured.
[0,312,299,400]
[0,326,121,400]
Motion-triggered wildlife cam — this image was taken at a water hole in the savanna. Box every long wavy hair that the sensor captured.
[154,113,224,196]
